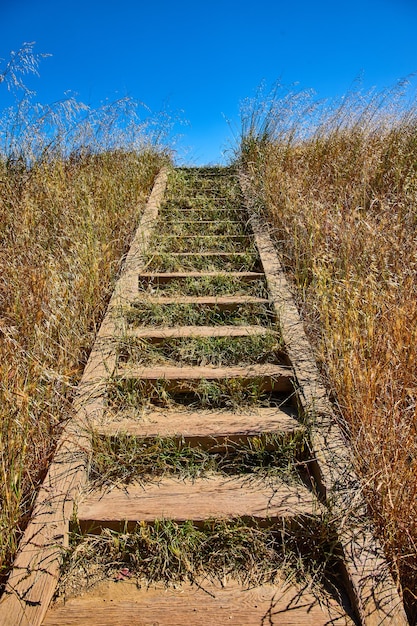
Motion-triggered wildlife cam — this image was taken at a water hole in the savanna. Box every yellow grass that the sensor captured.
[0,148,168,579]
[239,83,417,620]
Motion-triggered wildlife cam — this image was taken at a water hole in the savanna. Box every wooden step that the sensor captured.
[156,236,254,250]
[164,220,242,225]
[161,207,246,212]
[125,324,274,340]
[159,234,252,239]
[160,211,247,218]
[94,406,302,443]
[43,579,356,626]
[152,251,254,257]
[76,476,321,531]
[114,364,293,393]
[138,271,264,285]
[139,295,269,309]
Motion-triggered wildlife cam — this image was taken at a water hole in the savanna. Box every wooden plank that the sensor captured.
[140,295,268,306]
[164,220,242,225]
[43,579,356,626]
[93,406,302,443]
[76,476,322,529]
[115,363,293,393]
[156,251,253,257]
[161,207,247,212]
[161,213,248,220]
[245,195,408,623]
[125,324,274,339]
[159,234,253,239]
[138,271,264,284]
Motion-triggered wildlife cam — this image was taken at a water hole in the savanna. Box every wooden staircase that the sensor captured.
[0,167,408,625]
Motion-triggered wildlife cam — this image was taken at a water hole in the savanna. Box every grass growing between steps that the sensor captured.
[165,168,242,202]
[57,517,346,607]
[150,234,255,253]
[125,302,275,327]
[107,378,295,412]
[142,251,260,273]
[138,276,268,297]
[89,432,308,487]
[154,218,249,236]
[159,198,245,216]
[116,334,285,367]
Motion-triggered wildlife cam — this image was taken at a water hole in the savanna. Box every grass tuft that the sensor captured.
[58,516,341,600]
[117,334,284,367]
[125,302,274,328]
[89,432,307,487]
[107,377,295,412]
[142,251,260,273]
[138,275,268,298]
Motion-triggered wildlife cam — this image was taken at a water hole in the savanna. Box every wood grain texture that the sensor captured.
[124,324,275,339]
[43,579,356,626]
[162,207,248,213]
[140,295,268,306]
[115,363,293,393]
[137,270,264,284]
[77,476,322,529]
[93,406,302,442]
[167,220,241,225]
[160,233,253,239]
[156,251,253,257]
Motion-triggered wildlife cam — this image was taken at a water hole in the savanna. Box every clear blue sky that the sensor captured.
[1,0,417,164]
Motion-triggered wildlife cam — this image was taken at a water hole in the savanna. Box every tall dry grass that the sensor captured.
[0,149,169,580]
[239,81,417,620]
[0,44,171,583]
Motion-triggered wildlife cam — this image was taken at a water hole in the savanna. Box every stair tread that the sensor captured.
[125,324,274,339]
[155,251,253,257]
[94,406,301,439]
[116,363,290,376]
[78,476,321,524]
[138,271,264,281]
[160,234,252,238]
[165,220,241,224]
[113,363,293,394]
[43,579,355,626]
[139,295,268,304]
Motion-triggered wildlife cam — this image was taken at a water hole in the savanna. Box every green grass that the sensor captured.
[159,198,245,216]
[151,234,255,253]
[124,302,274,327]
[165,168,242,203]
[107,378,295,412]
[138,276,268,298]
[89,432,307,487]
[117,333,284,367]
[142,251,261,272]
[59,516,340,597]
[154,218,249,236]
